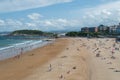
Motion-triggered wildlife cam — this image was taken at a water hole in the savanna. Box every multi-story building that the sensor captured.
[98,25,110,33]
[81,27,98,33]
[109,25,117,33]
[116,27,120,34]
[88,27,98,32]
[98,25,104,32]
[81,27,89,32]
[81,23,120,34]
[109,23,120,34]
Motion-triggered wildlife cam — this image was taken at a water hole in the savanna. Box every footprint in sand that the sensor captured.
[108,68,115,70]
[66,48,69,50]
[107,62,112,64]
[114,70,120,72]
[61,56,67,58]
[29,54,34,56]
[67,70,70,74]
[73,66,76,70]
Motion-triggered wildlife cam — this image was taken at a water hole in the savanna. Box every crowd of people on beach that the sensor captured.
[83,38,120,72]
[12,38,120,80]
[38,38,120,80]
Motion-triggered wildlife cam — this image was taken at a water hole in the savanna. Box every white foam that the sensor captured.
[0,40,52,61]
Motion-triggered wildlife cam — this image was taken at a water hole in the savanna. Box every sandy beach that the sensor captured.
[0,38,120,80]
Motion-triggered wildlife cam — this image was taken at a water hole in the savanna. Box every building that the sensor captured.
[116,23,120,34]
[109,23,120,34]
[81,27,89,32]
[98,25,110,33]
[81,27,98,33]
[88,27,98,32]
[57,33,66,37]
[116,27,120,34]
[109,25,117,33]
[98,25,104,32]
[81,23,120,34]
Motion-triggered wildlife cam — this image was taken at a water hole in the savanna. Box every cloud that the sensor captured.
[27,13,43,20]
[78,1,120,26]
[0,12,81,31]
[0,0,73,12]
[101,0,119,2]
[88,1,120,11]
[26,18,81,31]
[0,19,5,26]
[0,19,25,31]
[6,19,22,26]
[26,23,36,27]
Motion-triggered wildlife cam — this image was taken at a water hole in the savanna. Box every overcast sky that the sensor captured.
[0,0,120,31]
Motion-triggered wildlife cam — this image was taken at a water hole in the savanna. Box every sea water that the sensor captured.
[0,36,45,48]
[0,36,52,60]
[0,39,26,48]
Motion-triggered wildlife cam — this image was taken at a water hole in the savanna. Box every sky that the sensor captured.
[0,0,120,31]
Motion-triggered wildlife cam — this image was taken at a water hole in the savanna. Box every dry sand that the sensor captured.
[85,38,120,80]
[0,38,120,80]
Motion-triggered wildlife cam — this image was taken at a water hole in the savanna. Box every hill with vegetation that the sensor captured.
[10,30,57,37]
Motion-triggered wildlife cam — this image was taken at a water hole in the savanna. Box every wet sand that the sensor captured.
[0,38,69,80]
[0,38,120,80]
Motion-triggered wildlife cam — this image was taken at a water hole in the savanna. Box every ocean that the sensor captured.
[0,36,46,48]
[0,36,34,48]
[0,38,26,48]
[0,36,52,60]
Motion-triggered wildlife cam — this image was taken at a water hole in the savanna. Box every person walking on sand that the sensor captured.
[20,48,23,55]
[48,64,52,72]
[111,48,115,55]
[59,74,65,80]
[17,48,23,58]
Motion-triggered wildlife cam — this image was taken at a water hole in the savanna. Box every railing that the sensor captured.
[0,40,52,61]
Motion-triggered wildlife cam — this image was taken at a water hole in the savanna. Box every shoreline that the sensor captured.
[0,39,54,61]
[0,38,69,80]
[0,38,120,80]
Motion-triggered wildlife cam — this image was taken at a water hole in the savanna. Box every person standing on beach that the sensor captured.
[21,48,23,55]
[111,48,115,55]
[48,64,52,72]
[17,48,23,59]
